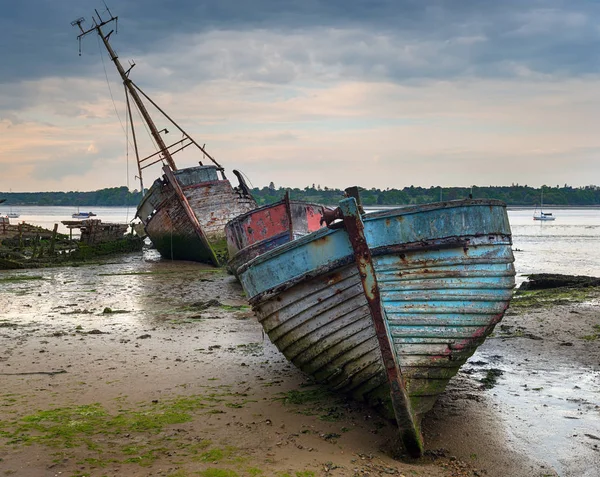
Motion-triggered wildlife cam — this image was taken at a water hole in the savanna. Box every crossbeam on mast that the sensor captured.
[73,9,178,172]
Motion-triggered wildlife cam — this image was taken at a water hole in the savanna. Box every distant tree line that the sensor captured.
[0,187,142,206]
[252,184,600,207]
[2,184,600,207]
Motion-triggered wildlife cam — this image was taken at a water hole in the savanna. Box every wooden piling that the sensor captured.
[49,224,58,255]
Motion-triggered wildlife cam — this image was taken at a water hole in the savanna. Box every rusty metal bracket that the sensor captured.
[320,207,343,227]
[283,190,294,241]
[162,166,220,266]
[339,197,424,458]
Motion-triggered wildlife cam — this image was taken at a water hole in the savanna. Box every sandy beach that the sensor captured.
[1,253,599,477]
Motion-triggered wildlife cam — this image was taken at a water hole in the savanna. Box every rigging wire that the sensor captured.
[124,88,130,224]
[238,169,255,189]
[97,35,129,140]
[132,98,161,156]
[97,33,134,223]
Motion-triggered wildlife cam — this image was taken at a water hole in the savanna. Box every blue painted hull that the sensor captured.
[238,199,515,453]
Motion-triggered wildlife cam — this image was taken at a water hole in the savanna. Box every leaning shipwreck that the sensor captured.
[74,8,256,265]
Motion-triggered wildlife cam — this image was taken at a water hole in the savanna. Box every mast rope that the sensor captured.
[124,87,130,223]
[238,169,255,189]
[97,35,134,221]
[132,100,161,156]
[97,35,129,140]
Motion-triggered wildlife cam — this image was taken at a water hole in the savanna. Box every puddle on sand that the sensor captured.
[468,350,600,477]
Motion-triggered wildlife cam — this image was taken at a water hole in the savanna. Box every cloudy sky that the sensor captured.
[1,0,599,192]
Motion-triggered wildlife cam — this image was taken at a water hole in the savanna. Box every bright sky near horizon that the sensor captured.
[1,0,599,193]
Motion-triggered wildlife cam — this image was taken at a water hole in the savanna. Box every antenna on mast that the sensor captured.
[71,6,118,48]
[70,17,86,55]
[102,0,117,31]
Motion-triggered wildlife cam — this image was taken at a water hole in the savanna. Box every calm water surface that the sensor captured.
[2,205,600,279]
[509,208,600,282]
[0,205,137,237]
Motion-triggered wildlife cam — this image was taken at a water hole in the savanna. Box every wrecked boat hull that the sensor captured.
[238,199,515,456]
[225,198,327,276]
[137,165,256,264]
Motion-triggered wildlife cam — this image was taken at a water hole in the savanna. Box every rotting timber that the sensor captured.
[237,191,515,456]
[73,9,256,266]
[61,219,130,245]
[0,219,142,270]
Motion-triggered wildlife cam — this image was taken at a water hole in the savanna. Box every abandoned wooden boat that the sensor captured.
[237,194,515,457]
[73,9,256,265]
[62,219,130,244]
[225,193,329,277]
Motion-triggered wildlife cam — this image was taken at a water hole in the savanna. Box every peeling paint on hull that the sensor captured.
[238,199,515,454]
[225,199,327,276]
[137,165,256,263]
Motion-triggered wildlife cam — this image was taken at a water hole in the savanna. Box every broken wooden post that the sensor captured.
[32,234,39,258]
[49,223,58,255]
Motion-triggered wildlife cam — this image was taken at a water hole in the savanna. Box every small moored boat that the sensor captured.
[237,190,515,456]
[533,189,555,221]
[72,211,96,219]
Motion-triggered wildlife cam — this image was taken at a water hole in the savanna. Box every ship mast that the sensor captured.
[73,9,178,173]
[73,8,228,186]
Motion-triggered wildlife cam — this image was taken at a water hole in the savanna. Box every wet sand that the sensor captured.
[1,253,599,476]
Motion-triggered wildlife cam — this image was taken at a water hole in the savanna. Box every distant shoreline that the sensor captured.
[3,203,600,210]
[2,184,600,208]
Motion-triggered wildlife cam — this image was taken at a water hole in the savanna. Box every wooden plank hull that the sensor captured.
[137,165,256,263]
[225,199,327,276]
[238,199,515,453]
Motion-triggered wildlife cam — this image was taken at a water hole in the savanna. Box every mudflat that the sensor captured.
[1,254,599,477]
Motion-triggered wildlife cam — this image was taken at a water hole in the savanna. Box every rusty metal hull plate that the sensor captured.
[240,199,515,446]
[138,166,256,263]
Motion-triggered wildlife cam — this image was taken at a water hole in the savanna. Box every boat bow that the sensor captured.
[239,198,515,456]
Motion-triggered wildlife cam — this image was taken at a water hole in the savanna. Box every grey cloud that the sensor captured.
[32,156,98,182]
[1,0,599,86]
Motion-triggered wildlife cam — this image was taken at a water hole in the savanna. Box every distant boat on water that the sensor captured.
[533,190,555,221]
[6,203,20,218]
[72,210,97,219]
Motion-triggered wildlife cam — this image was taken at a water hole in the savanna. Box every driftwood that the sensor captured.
[519,273,600,290]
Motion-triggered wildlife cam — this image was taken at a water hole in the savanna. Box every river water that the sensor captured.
[2,205,600,281]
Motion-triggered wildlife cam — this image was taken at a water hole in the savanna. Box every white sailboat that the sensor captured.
[533,190,555,221]
[7,205,19,219]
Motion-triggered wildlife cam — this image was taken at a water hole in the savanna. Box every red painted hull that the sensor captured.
[225,199,328,276]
